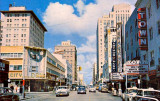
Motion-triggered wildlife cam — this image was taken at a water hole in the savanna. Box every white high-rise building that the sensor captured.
[0,6,47,47]
[97,3,131,81]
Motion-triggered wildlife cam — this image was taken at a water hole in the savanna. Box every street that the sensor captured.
[25,90,121,101]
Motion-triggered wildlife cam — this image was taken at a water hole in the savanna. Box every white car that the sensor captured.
[133,88,160,101]
[55,86,70,97]
[123,87,137,101]
[89,86,96,92]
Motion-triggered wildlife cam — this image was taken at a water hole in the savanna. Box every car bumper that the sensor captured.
[77,91,86,94]
[56,92,69,96]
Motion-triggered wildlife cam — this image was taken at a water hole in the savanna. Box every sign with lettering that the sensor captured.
[137,8,148,50]
[125,60,148,74]
[9,71,22,79]
[112,41,117,72]
[31,73,45,79]
[111,73,123,80]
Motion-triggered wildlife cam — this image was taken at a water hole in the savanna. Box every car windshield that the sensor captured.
[128,89,137,93]
[78,88,85,90]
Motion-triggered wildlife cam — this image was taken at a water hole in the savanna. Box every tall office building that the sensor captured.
[0,6,47,47]
[97,3,131,81]
[54,41,77,83]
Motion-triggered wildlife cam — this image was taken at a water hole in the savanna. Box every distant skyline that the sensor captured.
[0,0,137,84]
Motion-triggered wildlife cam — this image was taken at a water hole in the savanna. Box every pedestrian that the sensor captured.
[10,85,14,91]
[16,86,18,92]
[20,86,22,95]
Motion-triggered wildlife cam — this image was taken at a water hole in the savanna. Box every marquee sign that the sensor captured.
[111,72,123,80]
[137,8,148,50]
[125,60,148,75]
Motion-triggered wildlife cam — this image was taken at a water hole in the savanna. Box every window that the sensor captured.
[156,0,160,9]
[130,26,132,33]
[7,19,9,22]
[143,54,146,60]
[150,51,154,60]
[149,27,153,40]
[10,19,12,22]
[148,5,152,18]
[131,39,133,46]
[127,43,129,50]
[158,21,160,35]
[13,65,22,70]
[131,53,133,59]
[135,19,137,27]
[31,66,37,72]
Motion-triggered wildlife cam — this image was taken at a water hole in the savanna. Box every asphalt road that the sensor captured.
[25,90,122,101]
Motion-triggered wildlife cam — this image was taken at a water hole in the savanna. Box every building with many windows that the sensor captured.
[0,46,65,92]
[0,6,47,47]
[54,41,77,84]
[124,0,160,89]
[97,3,131,81]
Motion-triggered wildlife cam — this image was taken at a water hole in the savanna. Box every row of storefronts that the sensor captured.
[0,46,71,92]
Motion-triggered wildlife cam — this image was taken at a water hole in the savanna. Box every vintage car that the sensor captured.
[89,86,96,93]
[133,88,160,101]
[122,86,137,101]
[55,86,70,97]
[77,86,86,94]
[98,83,105,92]
[0,87,19,101]
[101,85,108,93]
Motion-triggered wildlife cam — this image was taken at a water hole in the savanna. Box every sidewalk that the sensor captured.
[17,91,53,100]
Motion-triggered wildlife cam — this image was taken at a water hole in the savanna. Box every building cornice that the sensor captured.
[0,10,47,31]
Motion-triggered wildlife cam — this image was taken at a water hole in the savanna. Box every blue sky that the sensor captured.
[0,0,137,84]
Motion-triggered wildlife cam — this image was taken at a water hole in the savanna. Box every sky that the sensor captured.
[0,0,137,84]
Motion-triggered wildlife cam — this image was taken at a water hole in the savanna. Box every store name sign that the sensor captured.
[9,72,22,79]
[111,73,123,80]
[137,7,148,50]
[31,73,45,78]
[125,60,148,74]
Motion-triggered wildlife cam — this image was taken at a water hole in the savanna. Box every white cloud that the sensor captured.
[77,35,96,54]
[43,0,137,84]
[74,0,85,16]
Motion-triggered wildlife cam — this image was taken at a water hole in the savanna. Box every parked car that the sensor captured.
[133,96,159,101]
[101,85,108,93]
[96,86,99,90]
[133,88,160,101]
[77,86,86,94]
[122,86,137,101]
[89,86,96,93]
[98,83,105,92]
[0,87,19,101]
[55,86,70,97]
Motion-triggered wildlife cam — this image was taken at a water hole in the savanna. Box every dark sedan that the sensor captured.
[0,87,19,101]
[77,86,86,94]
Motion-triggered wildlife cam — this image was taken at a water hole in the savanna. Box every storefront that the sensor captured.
[0,59,9,87]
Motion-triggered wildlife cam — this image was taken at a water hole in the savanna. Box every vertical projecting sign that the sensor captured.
[112,40,117,72]
[137,8,148,50]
